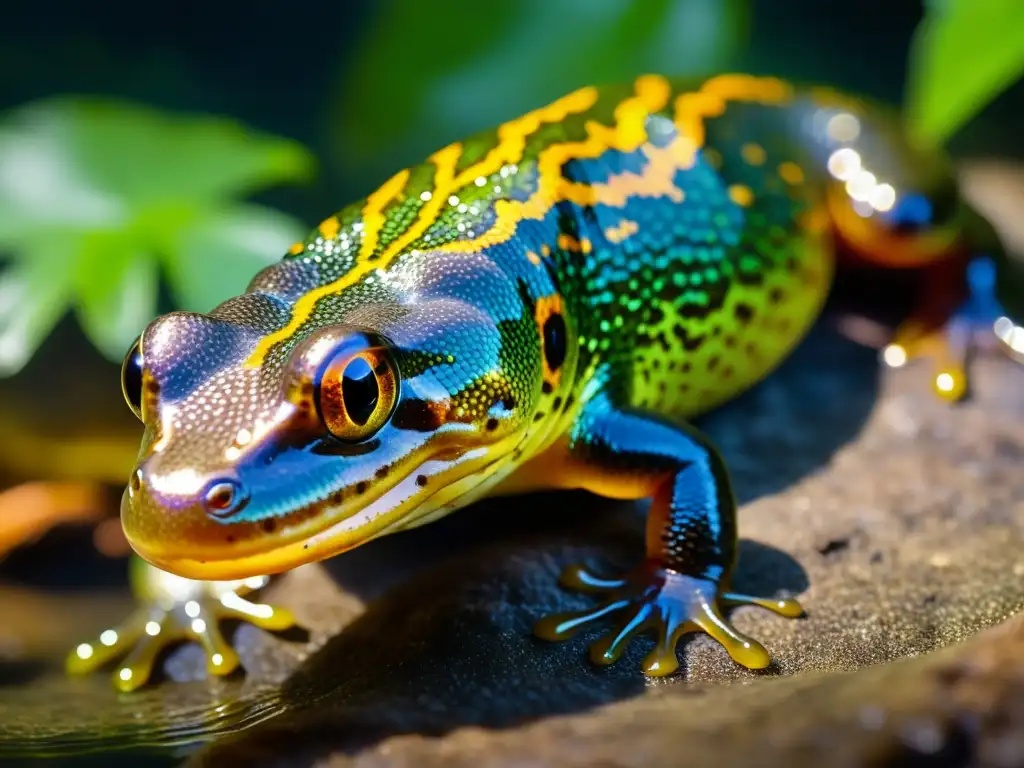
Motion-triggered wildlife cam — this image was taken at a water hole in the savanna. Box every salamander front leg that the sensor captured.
[533,396,803,676]
[66,556,294,692]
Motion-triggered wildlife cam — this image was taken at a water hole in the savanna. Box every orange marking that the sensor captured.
[778,161,805,185]
[526,250,541,266]
[674,74,793,153]
[729,184,754,207]
[288,242,305,255]
[245,87,601,366]
[535,294,565,389]
[605,219,639,244]
[246,74,793,368]
[558,234,582,252]
[541,244,551,257]
[318,216,340,240]
[741,143,766,166]
[358,168,412,260]
[435,75,673,258]
[503,436,668,499]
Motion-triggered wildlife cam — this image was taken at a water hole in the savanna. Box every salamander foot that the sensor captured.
[66,556,295,692]
[883,256,1018,401]
[534,560,803,676]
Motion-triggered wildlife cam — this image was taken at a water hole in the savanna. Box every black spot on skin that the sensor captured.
[768,287,785,305]
[563,393,575,411]
[818,538,849,557]
[552,396,562,411]
[734,303,755,324]
[722,365,734,378]
[502,397,516,411]
[543,312,567,371]
[303,543,309,550]
[542,382,554,395]
[658,382,667,392]
[725,335,737,348]
[682,362,692,373]
[708,356,720,372]
[416,475,428,487]
[262,518,277,534]
[330,491,344,504]
[226,535,236,544]
[533,412,545,422]
[486,418,499,431]
[375,466,389,478]
[355,481,368,494]
[392,399,443,432]
[672,325,706,351]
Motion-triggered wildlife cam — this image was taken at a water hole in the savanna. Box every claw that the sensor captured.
[559,563,628,593]
[588,603,654,665]
[533,598,631,641]
[66,556,296,691]
[536,560,802,677]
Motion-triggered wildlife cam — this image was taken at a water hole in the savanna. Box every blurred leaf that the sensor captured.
[0,98,316,374]
[906,0,1024,146]
[168,203,306,312]
[336,0,520,158]
[330,0,749,178]
[72,234,157,362]
[0,237,78,375]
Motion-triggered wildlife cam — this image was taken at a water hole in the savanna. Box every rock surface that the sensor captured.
[0,163,1022,767]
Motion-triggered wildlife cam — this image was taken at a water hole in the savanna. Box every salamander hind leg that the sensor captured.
[884,256,1013,401]
[533,396,804,676]
[66,556,295,691]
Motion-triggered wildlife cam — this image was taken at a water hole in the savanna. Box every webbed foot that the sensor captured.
[883,256,1018,400]
[534,560,803,676]
[66,556,295,692]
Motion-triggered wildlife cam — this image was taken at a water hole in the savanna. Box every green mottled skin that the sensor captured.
[71,74,1021,689]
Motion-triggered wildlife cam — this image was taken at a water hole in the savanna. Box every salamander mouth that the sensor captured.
[126,434,524,581]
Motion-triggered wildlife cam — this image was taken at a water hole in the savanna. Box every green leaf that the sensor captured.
[906,0,1024,146]
[0,97,316,372]
[329,0,748,175]
[0,237,78,376]
[72,233,158,361]
[166,203,307,313]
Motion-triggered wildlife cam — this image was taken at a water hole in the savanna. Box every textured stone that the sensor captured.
[0,163,1021,767]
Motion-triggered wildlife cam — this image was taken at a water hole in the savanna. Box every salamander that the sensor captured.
[66,73,1023,691]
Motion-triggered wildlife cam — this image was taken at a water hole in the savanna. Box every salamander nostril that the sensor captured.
[203,479,249,519]
[128,469,142,495]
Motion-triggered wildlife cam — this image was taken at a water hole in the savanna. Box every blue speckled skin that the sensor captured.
[77,74,1020,686]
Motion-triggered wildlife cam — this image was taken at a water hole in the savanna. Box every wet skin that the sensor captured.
[66,74,1023,690]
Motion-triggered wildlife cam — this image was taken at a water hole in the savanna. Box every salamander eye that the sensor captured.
[121,338,144,420]
[317,348,399,442]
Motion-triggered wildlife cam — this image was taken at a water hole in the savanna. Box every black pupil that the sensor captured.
[543,313,567,371]
[122,342,144,414]
[342,358,379,426]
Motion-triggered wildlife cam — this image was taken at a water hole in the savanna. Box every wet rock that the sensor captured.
[0,162,1022,767]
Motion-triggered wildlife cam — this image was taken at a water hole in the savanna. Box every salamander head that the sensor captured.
[119,268,563,580]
